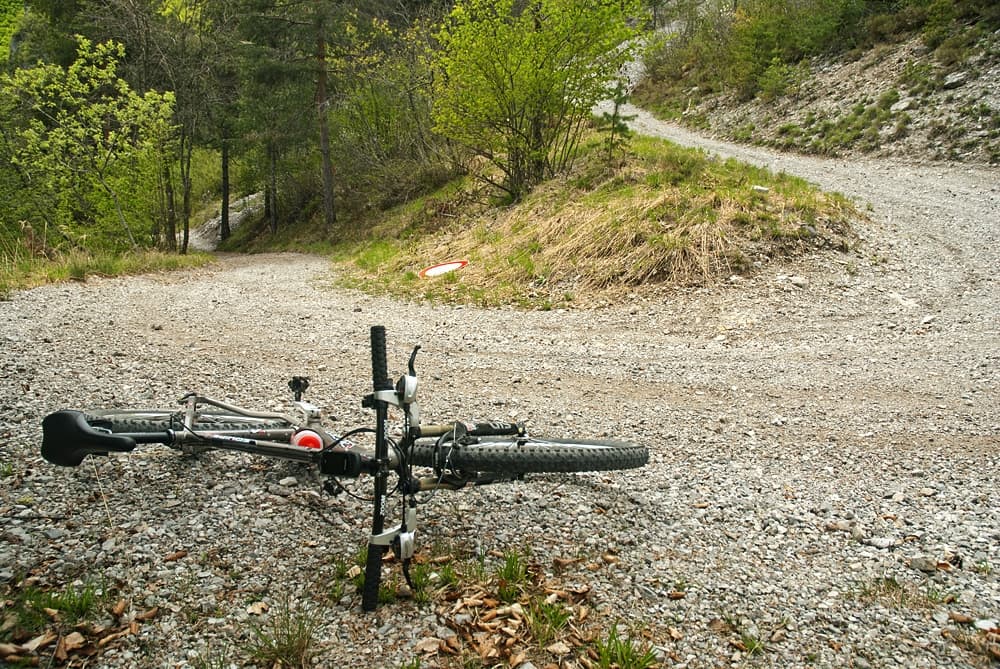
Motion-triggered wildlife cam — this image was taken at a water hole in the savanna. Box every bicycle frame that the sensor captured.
[41,325,644,611]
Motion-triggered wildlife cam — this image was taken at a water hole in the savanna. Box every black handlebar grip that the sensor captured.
[370,326,392,391]
[361,544,384,612]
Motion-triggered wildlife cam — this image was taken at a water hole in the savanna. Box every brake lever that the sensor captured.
[407,345,421,376]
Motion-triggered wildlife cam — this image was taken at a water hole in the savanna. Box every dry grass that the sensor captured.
[336,134,860,308]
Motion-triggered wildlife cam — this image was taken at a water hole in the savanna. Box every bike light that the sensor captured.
[291,429,324,449]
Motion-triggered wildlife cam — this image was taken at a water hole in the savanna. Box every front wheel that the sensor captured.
[83,409,291,433]
[409,437,648,474]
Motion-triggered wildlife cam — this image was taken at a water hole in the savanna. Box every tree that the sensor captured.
[0,37,174,250]
[432,0,640,201]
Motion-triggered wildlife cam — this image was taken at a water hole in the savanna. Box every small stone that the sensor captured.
[278,476,298,487]
[910,556,938,573]
[890,98,913,113]
[867,537,895,549]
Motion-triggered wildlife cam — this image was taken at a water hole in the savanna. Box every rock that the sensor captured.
[867,536,896,549]
[909,556,938,573]
[278,476,298,487]
[890,98,914,113]
[942,72,968,89]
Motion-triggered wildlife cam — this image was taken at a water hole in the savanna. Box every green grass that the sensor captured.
[849,575,941,610]
[527,598,574,647]
[0,246,213,299]
[330,130,858,308]
[495,549,530,603]
[247,596,321,669]
[6,580,107,638]
[593,624,657,669]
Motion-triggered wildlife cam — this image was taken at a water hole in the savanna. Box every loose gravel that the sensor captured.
[2,119,998,668]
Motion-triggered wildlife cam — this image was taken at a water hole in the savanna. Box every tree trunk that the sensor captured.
[316,27,336,232]
[220,135,231,241]
[180,129,192,254]
[163,164,177,252]
[268,142,278,235]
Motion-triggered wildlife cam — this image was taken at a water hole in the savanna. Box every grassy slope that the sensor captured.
[0,250,214,299]
[332,133,859,309]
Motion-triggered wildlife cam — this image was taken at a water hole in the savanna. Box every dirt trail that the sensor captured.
[604,102,1000,318]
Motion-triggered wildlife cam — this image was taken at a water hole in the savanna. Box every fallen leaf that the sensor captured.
[668,627,683,640]
[62,632,86,652]
[98,629,131,647]
[112,599,127,617]
[43,607,60,619]
[668,591,686,600]
[22,631,57,652]
[347,565,362,579]
[708,618,731,633]
[164,550,188,562]
[509,651,527,666]
[545,641,572,656]
[693,501,710,508]
[246,601,269,616]
[414,637,441,654]
[134,607,158,622]
[0,643,25,656]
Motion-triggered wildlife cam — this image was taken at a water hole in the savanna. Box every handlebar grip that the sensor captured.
[42,410,140,467]
[361,545,384,612]
[370,326,393,391]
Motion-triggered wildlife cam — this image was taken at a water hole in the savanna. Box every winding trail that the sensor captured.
[597,102,1000,319]
[2,101,999,669]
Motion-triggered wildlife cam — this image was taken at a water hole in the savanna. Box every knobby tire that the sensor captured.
[409,437,648,473]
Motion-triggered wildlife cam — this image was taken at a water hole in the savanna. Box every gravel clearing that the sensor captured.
[2,119,999,668]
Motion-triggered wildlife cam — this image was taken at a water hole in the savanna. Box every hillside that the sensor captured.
[634,28,1000,164]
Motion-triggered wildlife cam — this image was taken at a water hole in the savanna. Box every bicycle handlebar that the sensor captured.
[42,410,140,467]
[370,325,393,391]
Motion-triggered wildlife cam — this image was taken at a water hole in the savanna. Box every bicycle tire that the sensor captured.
[409,437,648,473]
[82,410,291,433]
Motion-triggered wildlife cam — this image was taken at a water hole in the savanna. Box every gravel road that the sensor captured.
[2,116,998,668]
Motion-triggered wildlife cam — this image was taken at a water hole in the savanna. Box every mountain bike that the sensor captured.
[40,325,648,612]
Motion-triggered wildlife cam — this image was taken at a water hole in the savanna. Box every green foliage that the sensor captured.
[527,598,573,646]
[0,0,20,64]
[494,549,529,603]
[7,580,106,638]
[638,0,999,106]
[329,21,456,213]
[248,596,321,669]
[593,623,657,669]
[597,82,636,167]
[432,0,640,201]
[0,37,174,252]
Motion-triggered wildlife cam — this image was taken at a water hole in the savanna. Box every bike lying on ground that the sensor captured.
[41,326,648,611]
